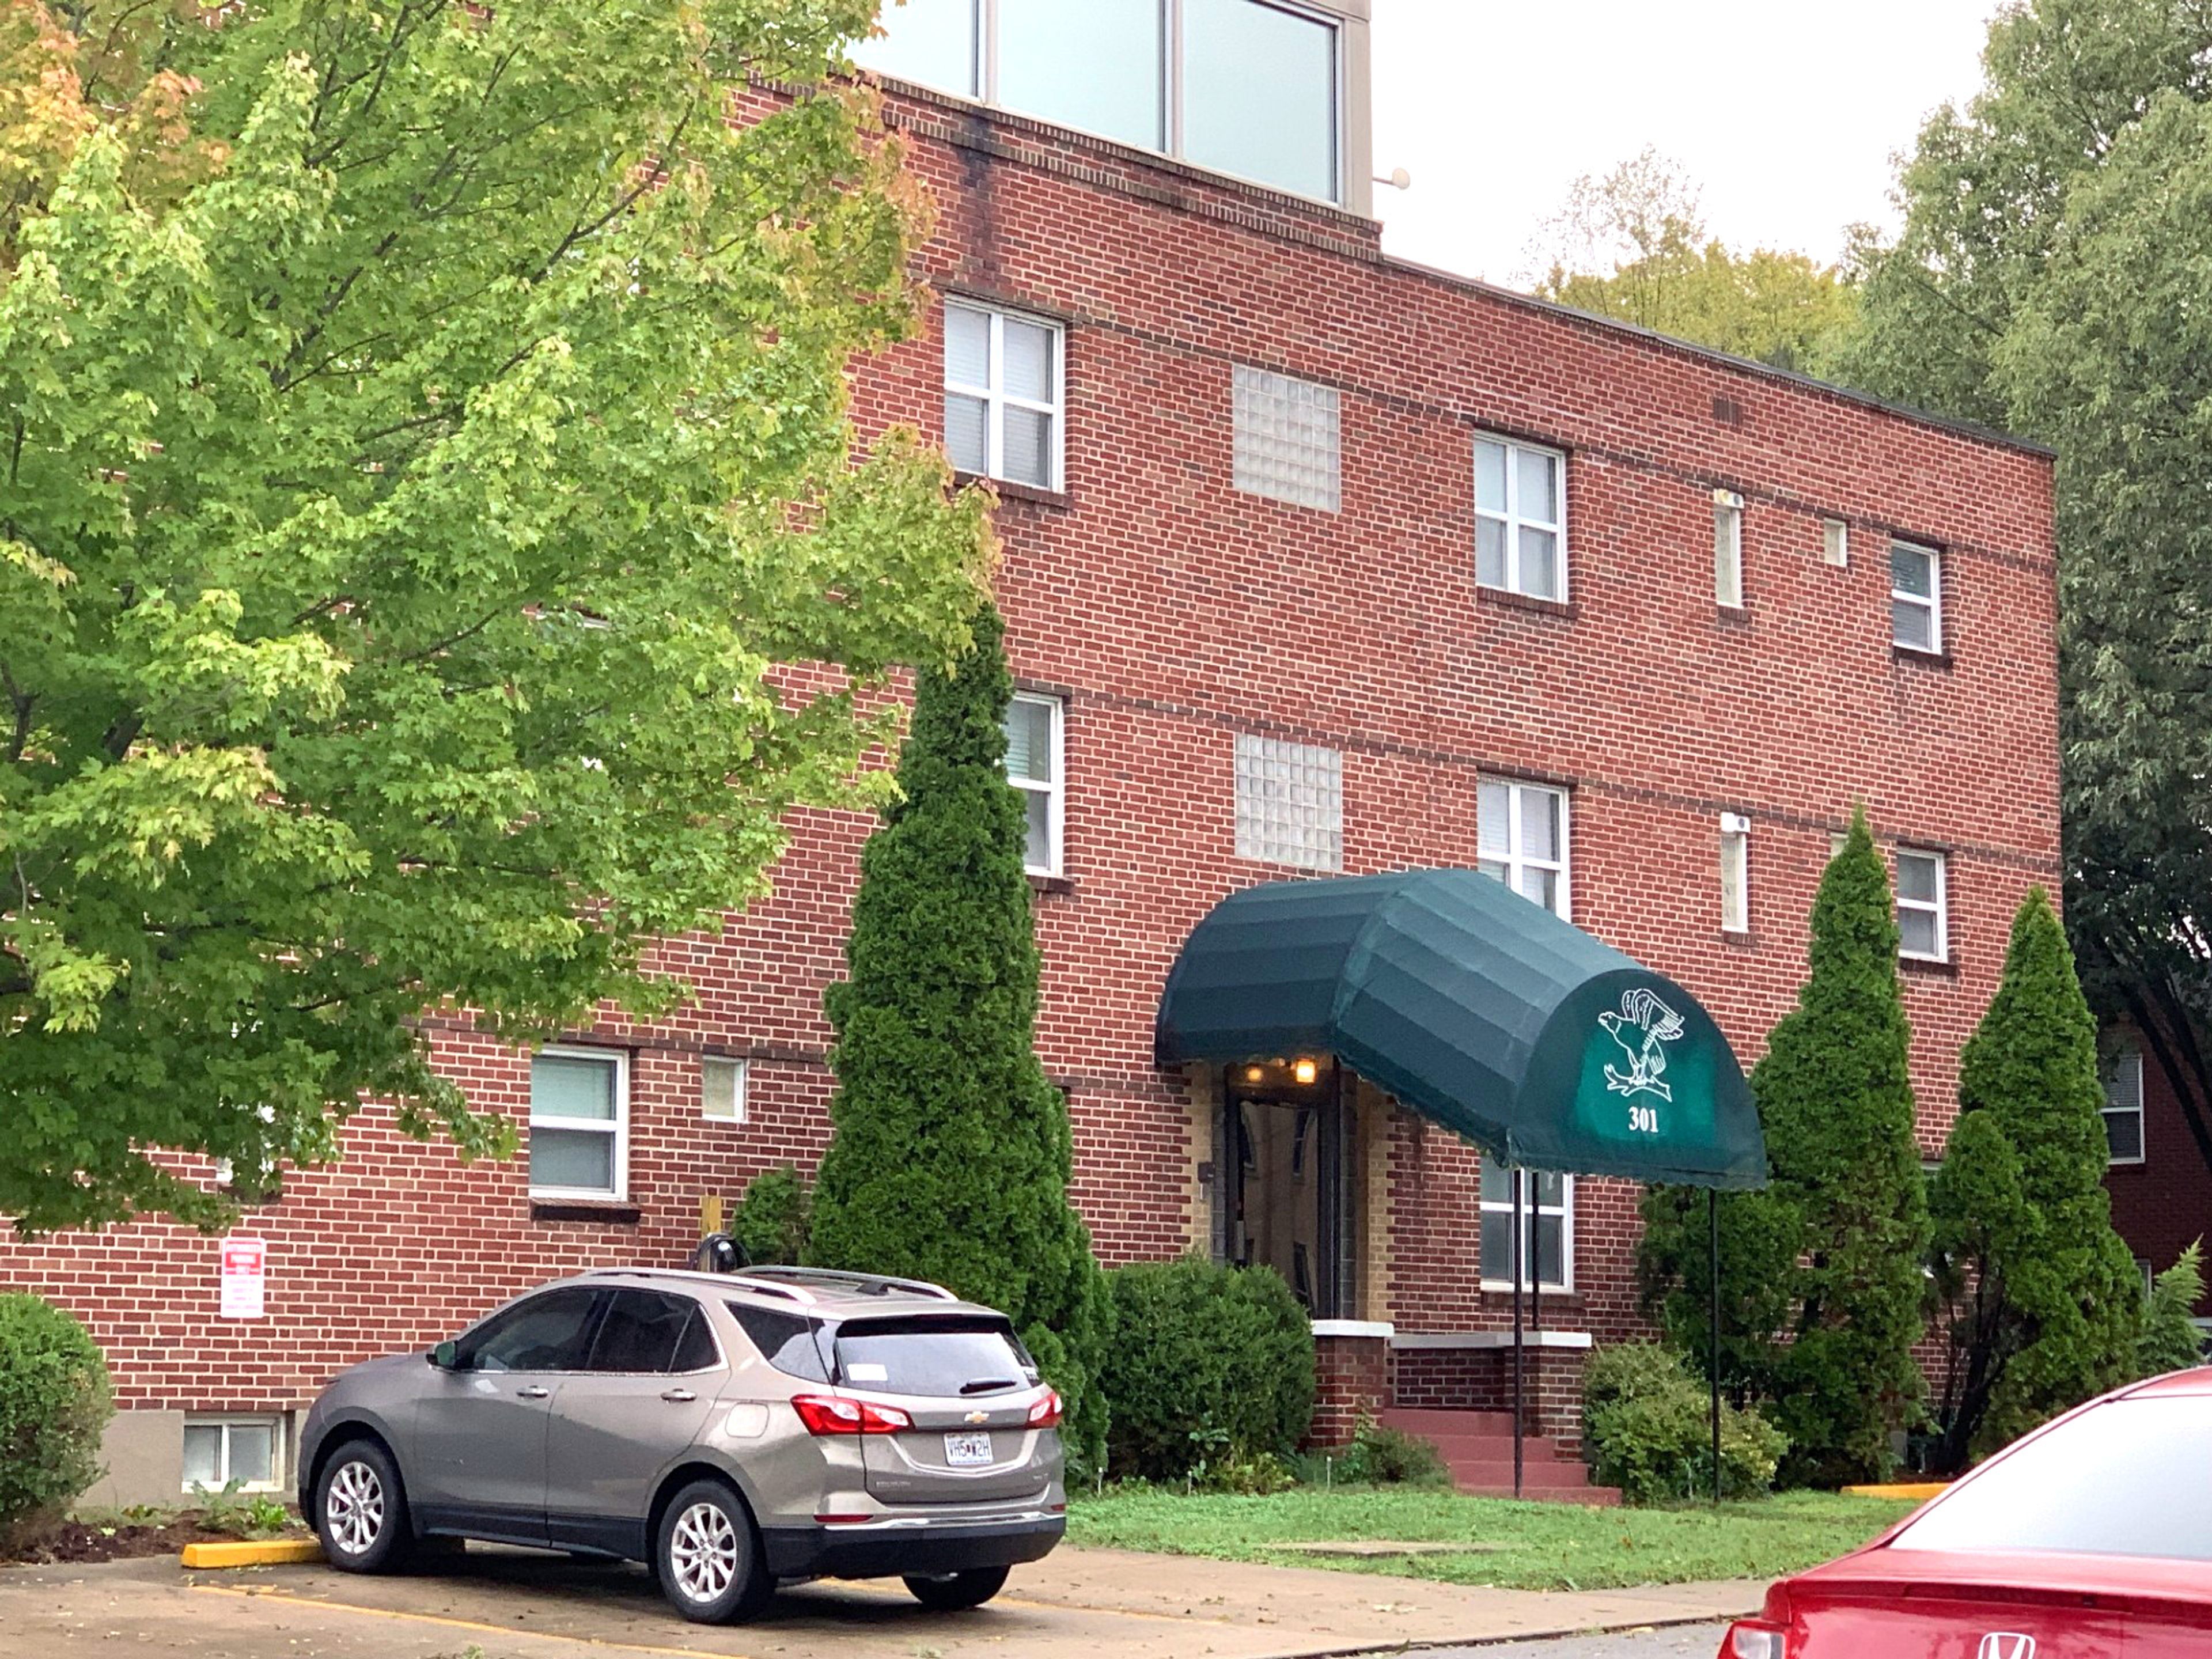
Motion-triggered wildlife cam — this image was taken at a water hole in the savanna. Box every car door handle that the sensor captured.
[661,1388,696,1403]
[517,1385,551,1400]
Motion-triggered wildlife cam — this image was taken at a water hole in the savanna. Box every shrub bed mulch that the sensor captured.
[3,1513,311,1567]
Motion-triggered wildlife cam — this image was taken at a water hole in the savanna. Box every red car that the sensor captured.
[1722,1368,2212,1658]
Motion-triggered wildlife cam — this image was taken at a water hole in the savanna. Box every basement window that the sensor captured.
[183,1415,285,1494]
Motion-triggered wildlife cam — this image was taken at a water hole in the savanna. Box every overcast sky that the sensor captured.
[1369,0,2005,285]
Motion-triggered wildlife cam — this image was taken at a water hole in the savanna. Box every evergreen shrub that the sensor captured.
[1582,1342,1785,1505]
[1100,1257,1315,1482]
[0,1296,113,1551]
[2139,1241,2206,1377]
[732,1164,810,1267]
[1336,1415,1450,1486]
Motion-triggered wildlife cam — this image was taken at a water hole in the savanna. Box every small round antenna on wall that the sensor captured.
[1373,167,1413,191]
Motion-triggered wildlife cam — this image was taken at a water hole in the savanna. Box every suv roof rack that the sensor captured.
[732,1264,958,1302]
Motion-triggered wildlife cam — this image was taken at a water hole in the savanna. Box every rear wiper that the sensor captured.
[959,1377,1020,1395]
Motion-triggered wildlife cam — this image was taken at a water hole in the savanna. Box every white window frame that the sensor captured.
[1891,539,1943,654]
[1719,812,1751,935]
[1478,777,1570,920]
[1479,1168,1574,1294]
[944,301,1065,490]
[2104,1046,2146,1168]
[1474,435,1569,602]
[529,1046,630,1201]
[858,0,1347,206]
[1713,489,1744,608]
[1895,849,1949,964]
[1007,690,1066,877]
[182,1414,286,1495]
[701,1055,749,1126]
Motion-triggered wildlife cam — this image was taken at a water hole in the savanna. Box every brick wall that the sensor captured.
[2,85,2060,1439]
[2106,1037,2212,1310]
[1307,1334,1391,1448]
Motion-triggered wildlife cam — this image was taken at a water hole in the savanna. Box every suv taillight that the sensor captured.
[791,1393,912,1436]
[1027,1389,1063,1429]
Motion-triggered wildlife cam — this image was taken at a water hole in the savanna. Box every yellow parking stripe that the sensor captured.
[187,1584,746,1658]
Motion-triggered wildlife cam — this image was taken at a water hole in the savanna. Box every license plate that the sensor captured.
[944,1431,994,1468]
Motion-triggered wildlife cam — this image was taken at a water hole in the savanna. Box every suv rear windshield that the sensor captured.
[1892,1393,2212,1561]
[831,1316,1036,1397]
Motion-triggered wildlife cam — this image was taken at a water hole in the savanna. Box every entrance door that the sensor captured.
[1224,1063,1350,1316]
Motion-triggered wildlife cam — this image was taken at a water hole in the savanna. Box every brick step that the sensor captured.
[1376,1408,1517,1436]
[1456,1481,1623,1508]
[1415,1433,1568,1464]
[1436,1457,1594,1489]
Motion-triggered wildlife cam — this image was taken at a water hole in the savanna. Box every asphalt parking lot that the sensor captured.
[0,1545,1759,1659]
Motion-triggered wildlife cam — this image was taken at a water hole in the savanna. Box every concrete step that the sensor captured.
[1376,1408,1516,1436]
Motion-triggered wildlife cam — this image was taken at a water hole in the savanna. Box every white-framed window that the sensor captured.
[530,1047,628,1200]
[1479,1164,1572,1292]
[1713,489,1744,608]
[1474,435,1566,601]
[854,0,1344,205]
[1822,517,1850,568]
[1892,539,1942,653]
[1478,777,1569,919]
[1232,364,1340,511]
[1006,691,1065,876]
[944,301,1063,490]
[1895,849,1949,962]
[183,1415,285,1494]
[1233,733,1342,872]
[1719,812,1751,934]
[2103,1046,2146,1166]
[702,1055,748,1126]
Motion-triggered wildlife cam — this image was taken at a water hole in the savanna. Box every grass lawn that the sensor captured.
[1066,1484,1916,1592]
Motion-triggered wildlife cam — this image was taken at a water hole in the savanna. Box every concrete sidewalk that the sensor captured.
[0,1544,1763,1658]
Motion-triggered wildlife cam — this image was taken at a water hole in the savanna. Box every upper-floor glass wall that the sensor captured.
[853,0,1342,204]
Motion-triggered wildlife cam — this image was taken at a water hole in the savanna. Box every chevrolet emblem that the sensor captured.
[965,1410,989,1425]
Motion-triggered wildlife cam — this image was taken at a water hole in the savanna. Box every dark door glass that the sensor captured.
[456,1287,603,1373]
[585,1289,698,1374]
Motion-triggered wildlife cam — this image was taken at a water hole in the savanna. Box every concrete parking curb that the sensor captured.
[178,1539,326,1569]
[1839,1482,1947,1501]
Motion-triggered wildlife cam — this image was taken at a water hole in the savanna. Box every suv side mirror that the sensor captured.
[429,1340,460,1370]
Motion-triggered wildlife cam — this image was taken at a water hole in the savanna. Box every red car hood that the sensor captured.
[1765,1546,2212,1657]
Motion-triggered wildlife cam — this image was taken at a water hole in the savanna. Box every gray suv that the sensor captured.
[296,1266,1066,1622]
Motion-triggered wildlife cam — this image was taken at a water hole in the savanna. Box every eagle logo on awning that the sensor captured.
[1600,987,1686,1103]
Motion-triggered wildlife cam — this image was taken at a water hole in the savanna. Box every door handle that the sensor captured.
[517,1385,551,1400]
[661,1388,696,1403]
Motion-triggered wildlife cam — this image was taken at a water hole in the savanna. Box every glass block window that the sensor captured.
[1479,1164,1571,1291]
[1234,734,1343,872]
[183,1416,284,1493]
[944,301,1062,490]
[1475,436,1566,601]
[1896,848,1949,963]
[701,1056,747,1125]
[1232,365,1340,511]
[530,1048,627,1199]
[1478,777,1569,918]
[2104,1047,2146,1165]
[1892,540,1942,653]
[1005,691,1065,876]
[1714,488,1744,608]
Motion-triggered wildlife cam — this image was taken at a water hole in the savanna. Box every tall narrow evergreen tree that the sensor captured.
[808,604,1109,1471]
[1642,812,1931,1484]
[1927,890,2142,1468]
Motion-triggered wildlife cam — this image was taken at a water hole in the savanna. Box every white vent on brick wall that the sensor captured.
[1232,364,1340,512]
[1234,733,1343,872]
[1822,516,1850,568]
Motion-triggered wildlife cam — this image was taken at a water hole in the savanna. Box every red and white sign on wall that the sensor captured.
[218,1238,266,1320]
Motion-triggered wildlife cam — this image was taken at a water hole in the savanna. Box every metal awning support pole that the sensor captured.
[1709,1188,1722,1506]
[1512,1166,1525,1501]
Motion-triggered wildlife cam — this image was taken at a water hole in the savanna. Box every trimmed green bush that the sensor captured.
[1928,889,2143,1469]
[808,604,1111,1474]
[1640,810,1931,1485]
[1101,1257,1315,1482]
[1336,1414,1450,1486]
[0,1296,113,1551]
[1583,1342,1785,1506]
[732,1164,810,1267]
[2139,1241,2206,1378]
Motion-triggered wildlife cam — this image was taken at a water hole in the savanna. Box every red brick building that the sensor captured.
[2103,1037,2212,1323]
[6,1,2062,1502]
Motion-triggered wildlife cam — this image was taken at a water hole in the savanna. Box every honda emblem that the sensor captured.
[1977,1637,2035,1659]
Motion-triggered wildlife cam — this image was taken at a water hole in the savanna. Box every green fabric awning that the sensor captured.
[1155,869,1767,1190]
